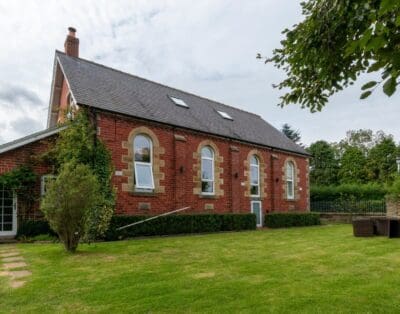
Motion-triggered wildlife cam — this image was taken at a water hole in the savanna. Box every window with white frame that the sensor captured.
[201,146,214,194]
[286,161,295,200]
[134,135,155,190]
[41,175,56,196]
[250,155,260,196]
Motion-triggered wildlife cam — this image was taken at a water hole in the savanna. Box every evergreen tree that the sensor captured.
[281,123,301,144]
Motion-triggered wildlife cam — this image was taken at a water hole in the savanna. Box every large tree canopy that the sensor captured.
[367,137,398,182]
[307,140,339,185]
[260,0,400,111]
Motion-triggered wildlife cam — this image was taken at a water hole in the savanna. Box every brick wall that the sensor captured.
[0,137,56,220]
[0,110,310,221]
[97,111,310,217]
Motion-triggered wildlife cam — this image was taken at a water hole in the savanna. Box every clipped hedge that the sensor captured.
[311,184,387,201]
[310,199,386,213]
[265,213,320,228]
[17,220,56,238]
[104,214,256,241]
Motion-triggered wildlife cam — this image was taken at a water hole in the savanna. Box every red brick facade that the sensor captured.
[0,28,309,231]
[0,137,56,220]
[97,110,310,217]
[0,109,309,223]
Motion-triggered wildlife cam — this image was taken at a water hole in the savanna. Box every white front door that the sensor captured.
[251,201,262,227]
[0,188,17,237]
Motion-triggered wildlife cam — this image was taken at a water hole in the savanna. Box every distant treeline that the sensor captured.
[311,184,387,202]
[307,129,400,186]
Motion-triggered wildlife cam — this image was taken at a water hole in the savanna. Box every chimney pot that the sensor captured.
[64,27,79,57]
[68,26,76,37]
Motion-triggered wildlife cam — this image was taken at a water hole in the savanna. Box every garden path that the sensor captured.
[0,245,31,288]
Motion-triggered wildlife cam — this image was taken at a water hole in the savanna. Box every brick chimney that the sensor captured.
[64,27,79,57]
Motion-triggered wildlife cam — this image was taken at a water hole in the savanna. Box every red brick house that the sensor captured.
[0,28,310,237]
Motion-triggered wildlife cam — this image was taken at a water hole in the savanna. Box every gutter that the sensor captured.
[81,105,311,158]
[0,126,67,155]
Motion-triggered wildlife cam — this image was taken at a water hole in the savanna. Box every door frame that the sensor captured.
[251,200,262,227]
[0,191,17,237]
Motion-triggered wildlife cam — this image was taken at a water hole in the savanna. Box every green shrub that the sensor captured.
[265,213,320,228]
[104,214,256,241]
[41,162,105,252]
[310,199,386,213]
[311,183,387,201]
[17,220,56,238]
[386,176,400,201]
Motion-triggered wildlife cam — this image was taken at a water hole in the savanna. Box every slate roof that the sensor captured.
[56,51,308,156]
[0,126,66,154]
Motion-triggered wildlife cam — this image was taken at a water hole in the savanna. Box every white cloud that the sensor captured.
[0,0,399,146]
[10,117,43,135]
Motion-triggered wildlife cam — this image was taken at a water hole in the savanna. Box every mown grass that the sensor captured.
[1,224,400,313]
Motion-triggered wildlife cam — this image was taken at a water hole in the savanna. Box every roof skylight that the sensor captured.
[169,96,188,108]
[217,110,233,120]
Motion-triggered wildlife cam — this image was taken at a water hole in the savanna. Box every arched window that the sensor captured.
[250,155,260,196]
[201,146,214,194]
[134,135,154,190]
[286,161,295,200]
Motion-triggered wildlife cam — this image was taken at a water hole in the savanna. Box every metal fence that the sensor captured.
[310,200,386,214]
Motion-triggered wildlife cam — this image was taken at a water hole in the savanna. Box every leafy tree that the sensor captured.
[41,162,103,252]
[307,141,339,185]
[338,146,368,184]
[387,175,400,201]
[367,137,398,182]
[47,110,115,244]
[281,123,301,143]
[259,0,400,111]
[339,129,374,154]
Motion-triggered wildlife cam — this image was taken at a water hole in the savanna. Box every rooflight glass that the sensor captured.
[217,110,233,120]
[169,96,188,108]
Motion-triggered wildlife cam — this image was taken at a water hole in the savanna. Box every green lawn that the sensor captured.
[2,224,400,313]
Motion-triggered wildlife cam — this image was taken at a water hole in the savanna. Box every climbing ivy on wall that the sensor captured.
[0,166,38,215]
[53,109,115,204]
[49,109,115,241]
[0,165,37,192]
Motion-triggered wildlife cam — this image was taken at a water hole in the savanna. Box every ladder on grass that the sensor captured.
[116,206,190,231]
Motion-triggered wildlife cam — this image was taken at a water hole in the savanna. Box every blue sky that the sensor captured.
[0,0,399,145]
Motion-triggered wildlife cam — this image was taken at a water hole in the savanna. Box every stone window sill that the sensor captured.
[199,194,218,199]
[130,191,157,197]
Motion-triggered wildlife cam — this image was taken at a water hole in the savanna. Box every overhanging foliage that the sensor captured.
[262,0,400,111]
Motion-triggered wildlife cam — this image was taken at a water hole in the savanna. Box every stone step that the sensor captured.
[0,237,17,244]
